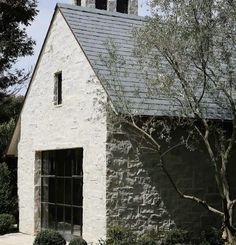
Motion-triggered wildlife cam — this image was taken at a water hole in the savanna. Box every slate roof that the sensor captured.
[58,4,233,120]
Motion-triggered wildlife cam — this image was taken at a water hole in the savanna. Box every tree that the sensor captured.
[0,0,38,101]
[0,162,16,215]
[101,0,236,244]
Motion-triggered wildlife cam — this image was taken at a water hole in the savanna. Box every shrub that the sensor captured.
[69,237,88,245]
[106,225,137,245]
[0,213,15,234]
[199,227,224,245]
[164,228,190,245]
[0,162,16,215]
[138,229,159,245]
[33,230,66,245]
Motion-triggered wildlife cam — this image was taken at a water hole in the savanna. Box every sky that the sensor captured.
[18,0,149,93]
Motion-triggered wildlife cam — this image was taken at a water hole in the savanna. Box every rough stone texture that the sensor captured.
[129,0,138,15]
[106,126,225,237]
[84,0,95,8]
[17,10,107,244]
[34,152,41,233]
[107,0,116,12]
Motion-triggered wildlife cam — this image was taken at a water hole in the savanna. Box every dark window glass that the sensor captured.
[41,203,48,228]
[117,0,129,13]
[73,208,82,236]
[54,72,62,105]
[95,0,107,10]
[41,178,48,203]
[73,179,83,206]
[48,178,56,203]
[73,149,83,176]
[41,148,83,238]
[57,206,64,233]
[57,179,65,204]
[76,0,81,5]
[48,205,56,229]
[65,179,72,205]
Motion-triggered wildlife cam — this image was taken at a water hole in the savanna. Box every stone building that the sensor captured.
[6,0,231,243]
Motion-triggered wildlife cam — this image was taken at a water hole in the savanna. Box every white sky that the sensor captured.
[17,0,149,93]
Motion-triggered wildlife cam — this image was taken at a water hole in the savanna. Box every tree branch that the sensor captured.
[159,156,224,217]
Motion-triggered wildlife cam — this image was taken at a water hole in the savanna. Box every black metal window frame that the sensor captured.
[54,71,62,105]
[76,0,81,5]
[95,0,107,10]
[41,148,83,239]
[117,0,129,13]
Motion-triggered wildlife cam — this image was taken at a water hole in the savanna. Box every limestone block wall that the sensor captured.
[106,127,225,236]
[17,10,107,243]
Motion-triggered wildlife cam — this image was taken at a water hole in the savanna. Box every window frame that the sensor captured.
[41,148,83,239]
[54,71,62,106]
[95,0,107,10]
[117,0,129,13]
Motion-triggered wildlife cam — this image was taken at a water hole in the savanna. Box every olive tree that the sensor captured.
[101,0,236,243]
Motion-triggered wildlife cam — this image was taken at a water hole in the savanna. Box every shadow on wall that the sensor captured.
[106,127,236,237]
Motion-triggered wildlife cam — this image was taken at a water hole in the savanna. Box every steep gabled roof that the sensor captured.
[58,4,180,117]
[58,4,232,120]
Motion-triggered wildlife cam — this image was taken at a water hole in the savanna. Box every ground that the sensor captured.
[0,233,34,245]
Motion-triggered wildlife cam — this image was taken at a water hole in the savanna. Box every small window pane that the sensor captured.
[57,206,64,233]
[65,179,72,205]
[41,203,48,229]
[57,179,65,204]
[73,179,83,206]
[41,178,48,202]
[64,207,72,235]
[48,205,56,229]
[56,151,65,176]
[73,207,82,236]
[48,178,56,203]
[95,0,107,10]
[117,0,129,13]
[73,149,83,176]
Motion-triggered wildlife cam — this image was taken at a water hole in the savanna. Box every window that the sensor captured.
[95,0,107,10]
[41,148,83,240]
[117,0,129,13]
[54,72,62,105]
[76,0,81,5]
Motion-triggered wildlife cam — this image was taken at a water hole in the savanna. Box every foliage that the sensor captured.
[0,213,15,234]
[0,119,15,160]
[199,227,224,245]
[69,237,88,245]
[163,229,190,245]
[0,95,23,160]
[0,162,16,214]
[104,225,137,245]
[0,0,38,100]
[137,229,159,245]
[0,96,24,123]
[33,230,66,245]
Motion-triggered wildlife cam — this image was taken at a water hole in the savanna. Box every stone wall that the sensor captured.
[106,126,230,236]
[72,0,139,15]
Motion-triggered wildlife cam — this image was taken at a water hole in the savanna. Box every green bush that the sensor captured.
[0,162,16,215]
[69,237,88,245]
[106,225,137,245]
[0,213,15,234]
[164,228,190,245]
[33,230,66,245]
[199,227,224,245]
[137,229,159,245]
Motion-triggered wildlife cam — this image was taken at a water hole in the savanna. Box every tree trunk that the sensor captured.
[223,227,236,245]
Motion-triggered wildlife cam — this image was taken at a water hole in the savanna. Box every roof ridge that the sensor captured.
[57,3,144,21]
